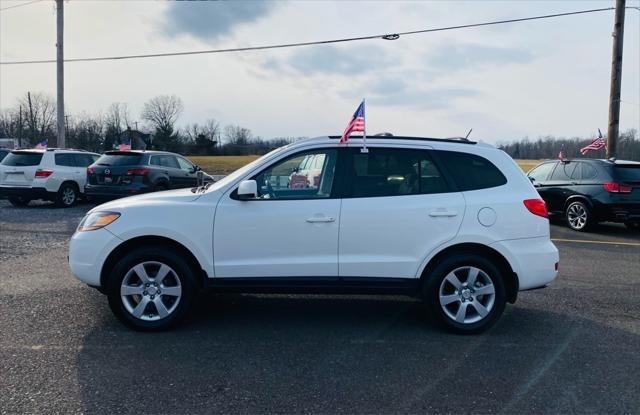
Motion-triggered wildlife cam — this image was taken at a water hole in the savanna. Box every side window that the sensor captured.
[54,153,75,167]
[549,162,577,181]
[570,163,583,180]
[348,148,449,198]
[527,162,555,183]
[176,157,194,172]
[251,149,337,199]
[74,154,95,167]
[436,151,507,191]
[163,156,180,169]
[150,156,161,166]
[582,163,598,180]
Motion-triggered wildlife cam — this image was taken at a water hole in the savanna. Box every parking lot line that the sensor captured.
[551,238,640,247]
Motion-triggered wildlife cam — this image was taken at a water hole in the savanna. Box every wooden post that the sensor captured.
[56,0,65,148]
[606,0,626,160]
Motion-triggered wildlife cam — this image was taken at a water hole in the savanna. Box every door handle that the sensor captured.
[429,210,458,217]
[306,216,335,223]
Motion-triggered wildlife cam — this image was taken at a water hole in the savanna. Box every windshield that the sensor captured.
[1,152,43,166]
[95,153,143,166]
[203,146,289,192]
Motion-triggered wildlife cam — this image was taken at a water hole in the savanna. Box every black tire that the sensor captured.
[8,196,30,207]
[152,183,169,192]
[55,182,78,207]
[106,246,197,331]
[565,200,591,231]
[423,254,507,334]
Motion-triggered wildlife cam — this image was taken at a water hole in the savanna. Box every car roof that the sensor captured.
[103,150,174,155]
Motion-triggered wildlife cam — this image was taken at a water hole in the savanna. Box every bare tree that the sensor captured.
[105,102,131,134]
[17,92,56,145]
[141,95,183,136]
[224,124,252,146]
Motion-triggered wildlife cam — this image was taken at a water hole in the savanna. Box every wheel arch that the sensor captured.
[419,242,518,304]
[564,195,593,211]
[100,235,207,289]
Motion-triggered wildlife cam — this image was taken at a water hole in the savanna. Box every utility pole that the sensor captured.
[606,0,626,160]
[18,105,23,148]
[56,0,65,148]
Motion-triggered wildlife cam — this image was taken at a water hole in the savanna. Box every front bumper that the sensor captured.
[0,185,51,200]
[69,227,123,286]
[490,236,559,291]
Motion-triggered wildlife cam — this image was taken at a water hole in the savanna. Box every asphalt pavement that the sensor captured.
[0,199,638,414]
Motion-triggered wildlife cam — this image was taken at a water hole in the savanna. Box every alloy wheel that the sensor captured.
[567,203,588,230]
[120,261,182,321]
[438,266,496,324]
[62,187,76,206]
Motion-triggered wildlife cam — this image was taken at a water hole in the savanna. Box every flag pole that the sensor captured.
[361,98,368,153]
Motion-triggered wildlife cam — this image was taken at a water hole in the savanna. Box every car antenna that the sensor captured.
[465,128,473,140]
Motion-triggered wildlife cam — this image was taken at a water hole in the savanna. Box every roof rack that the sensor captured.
[328,135,476,145]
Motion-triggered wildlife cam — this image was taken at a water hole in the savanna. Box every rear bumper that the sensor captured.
[490,237,559,291]
[0,185,52,200]
[85,184,151,198]
[594,203,640,223]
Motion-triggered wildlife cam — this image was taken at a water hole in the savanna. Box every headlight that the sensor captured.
[77,211,120,232]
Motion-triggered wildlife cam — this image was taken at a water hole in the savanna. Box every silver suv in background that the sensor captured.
[0,148,99,207]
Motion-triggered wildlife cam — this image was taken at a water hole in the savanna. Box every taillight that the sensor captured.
[603,181,632,193]
[126,168,150,176]
[35,169,54,178]
[87,166,93,174]
[523,198,548,218]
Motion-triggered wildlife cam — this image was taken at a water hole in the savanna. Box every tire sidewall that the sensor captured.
[423,254,507,334]
[565,200,590,231]
[56,183,78,207]
[106,246,196,331]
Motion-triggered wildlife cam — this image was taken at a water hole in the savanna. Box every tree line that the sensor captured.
[1,91,638,160]
[498,129,639,160]
[0,92,301,155]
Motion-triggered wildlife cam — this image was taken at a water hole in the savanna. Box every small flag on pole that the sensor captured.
[340,100,366,144]
[35,139,48,149]
[118,136,132,151]
[558,149,564,162]
[579,129,605,155]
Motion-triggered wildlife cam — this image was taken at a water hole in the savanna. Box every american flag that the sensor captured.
[580,129,605,155]
[118,137,132,151]
[340,100,365,144]
[558,149,565,162]
[35,139,48,149]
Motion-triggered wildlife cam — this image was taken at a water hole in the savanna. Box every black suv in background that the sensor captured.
[86,150,209,199]
[527,159,640,231]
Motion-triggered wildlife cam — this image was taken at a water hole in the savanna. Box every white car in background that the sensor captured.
[69,135,559,333]
[0,148,99,207]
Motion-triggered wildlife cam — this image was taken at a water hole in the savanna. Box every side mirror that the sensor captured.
[237,180,258,200]
[194,165,201,171]
[528,176,535,183]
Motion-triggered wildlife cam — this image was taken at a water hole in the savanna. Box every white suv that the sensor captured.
[0,148,99,207]
[69,136,558,333]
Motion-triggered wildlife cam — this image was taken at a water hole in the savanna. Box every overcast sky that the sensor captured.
[1,0,639,143]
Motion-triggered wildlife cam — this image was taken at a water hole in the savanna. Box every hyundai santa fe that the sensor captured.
[69,136,559,333]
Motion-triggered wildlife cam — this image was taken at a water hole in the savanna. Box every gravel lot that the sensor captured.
[1,199,639,414]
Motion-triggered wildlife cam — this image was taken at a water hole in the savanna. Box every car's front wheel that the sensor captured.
[107,246,196,331]
[565,200,591,231]
[423,254,506,334]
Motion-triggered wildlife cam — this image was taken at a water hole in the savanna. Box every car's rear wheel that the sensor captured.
[55,183,78,207]
[423,254,506,334]
[8,196,31,207]
[107,246,196,331]
[565,200,591,231]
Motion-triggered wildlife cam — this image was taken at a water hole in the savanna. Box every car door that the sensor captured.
[338,147,464,279]
[213,148,341,278]
[53,153,78,191]
[176,156,198,187]
[544,161,578,213]
[159,155,183,188]
[527,161,556,207]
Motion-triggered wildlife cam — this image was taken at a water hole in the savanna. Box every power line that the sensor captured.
[0,0,42,12]
[0,6,635,65]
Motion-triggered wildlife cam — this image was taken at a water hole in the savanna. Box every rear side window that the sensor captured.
[614,165,640,182]
[348,148,449,198]
[1,152,43,166]
[549,162,577,181]
[95,153,142,166]
[55,153,76,167]
[436,151,507,191]
[75,154,97,167]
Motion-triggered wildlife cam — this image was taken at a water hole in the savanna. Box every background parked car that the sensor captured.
[0,148,100,207]
[86,150,211,199]
[527,158,640,231]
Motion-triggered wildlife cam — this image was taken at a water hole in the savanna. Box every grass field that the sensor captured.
[188,155,541,175]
